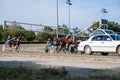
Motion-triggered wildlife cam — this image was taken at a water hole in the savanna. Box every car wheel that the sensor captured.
[101,53,109,56]
[84,46,92,55]
[117,46,120,56]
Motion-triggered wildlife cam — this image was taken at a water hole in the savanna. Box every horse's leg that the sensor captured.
[55,45,58,52]
[56,45,60,53]
[59,43,63,52]
[65,44,69,53]
[61,44,65,52]
[14,41,19,52]
[60,43,66,53]
[16,42,20,52]
[9,43,12,51]
[56,44,61,53]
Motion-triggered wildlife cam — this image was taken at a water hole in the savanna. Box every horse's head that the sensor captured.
[67,35,73,43]
[17,33,24,40]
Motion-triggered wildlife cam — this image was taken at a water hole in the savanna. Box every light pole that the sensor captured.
[66,0,72,34]
[56,0,59,38]
[101,8,107,19]
[101,8,108,29]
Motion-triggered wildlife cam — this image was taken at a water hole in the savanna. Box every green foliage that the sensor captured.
[59,24,69,34]
[9,30,22,37]
[0,30,10,42]
[23,31,35,41]
[88,21,99,32]
[107,21,120,32]
[0,24,35,42]
[35,32,54,42]
[43,26,53,32]
[0,66,120,80]
[0,25,3,41]
[0,25,3,30]
[43,24,69,35]
[0,66,68,80]
[0,23,71,42]
[1,21,119,42]
[90,69,120,80]
[89,21,120,33]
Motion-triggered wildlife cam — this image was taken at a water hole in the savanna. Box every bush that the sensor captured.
[35,32,54,42]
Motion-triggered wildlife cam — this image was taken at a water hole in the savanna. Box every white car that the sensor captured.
[78,30,120,56]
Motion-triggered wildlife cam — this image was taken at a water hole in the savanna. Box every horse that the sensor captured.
[60,35,73,52]
[6,33,24,52]
[52,35,80,53]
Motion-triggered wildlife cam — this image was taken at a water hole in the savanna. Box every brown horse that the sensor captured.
[60,35,73,52]
[52,35,73,53]
[8,33,24,52]
[52,35,80,53]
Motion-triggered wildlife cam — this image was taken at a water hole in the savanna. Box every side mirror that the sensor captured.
[107,38,111,41]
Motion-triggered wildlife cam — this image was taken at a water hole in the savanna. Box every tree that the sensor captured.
[43,26,53,33]
[87,21,99,32]
[88,21,120,33]
[107,21,120,32]
[0,25,3,41]
[61,24,69,34]
[35,32,53,42]
[23,31,35,41]
[0,25,3,30]
[57,24,69,35]
[0,30,10,42]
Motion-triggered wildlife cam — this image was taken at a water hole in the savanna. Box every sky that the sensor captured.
[0,0,120,30]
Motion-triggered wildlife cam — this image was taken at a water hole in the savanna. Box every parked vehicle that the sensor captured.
[78,29,120,55]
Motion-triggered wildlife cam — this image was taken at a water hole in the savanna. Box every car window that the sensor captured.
[110,35,120,40]
[92,30,105,35]
[102,35,111,41]
[92,35,111,41]
[92,36,102,41]
[105,30,116,35]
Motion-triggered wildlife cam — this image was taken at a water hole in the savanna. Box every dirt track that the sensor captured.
[0,44,120,77]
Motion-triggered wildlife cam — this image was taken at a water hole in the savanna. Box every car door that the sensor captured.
[90,35,104,51]
[100,35,115,52]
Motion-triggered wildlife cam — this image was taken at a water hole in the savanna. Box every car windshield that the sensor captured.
[110,35,120,40]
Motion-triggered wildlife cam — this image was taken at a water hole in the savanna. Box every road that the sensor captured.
[0,44,120,77]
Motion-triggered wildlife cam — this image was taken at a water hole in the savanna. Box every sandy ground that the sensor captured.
[0,44,120,77]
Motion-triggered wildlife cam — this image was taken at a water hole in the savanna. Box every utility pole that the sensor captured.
[66,0,72,34]
[101,8,107,19]
[56,0,59,38]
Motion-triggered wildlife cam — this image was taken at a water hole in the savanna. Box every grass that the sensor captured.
[0,66,120,80]
[89,69,120,80]
[0,66,68,80]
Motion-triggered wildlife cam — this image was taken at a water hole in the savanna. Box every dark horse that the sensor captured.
[8,33,24,52]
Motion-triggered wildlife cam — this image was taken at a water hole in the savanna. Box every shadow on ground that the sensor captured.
[0,61,120,78]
